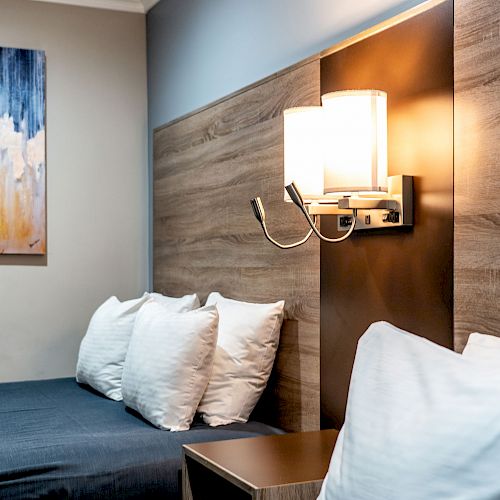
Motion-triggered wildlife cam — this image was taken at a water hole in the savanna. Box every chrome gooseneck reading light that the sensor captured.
[250,196,318,249]
[251,90,413,249]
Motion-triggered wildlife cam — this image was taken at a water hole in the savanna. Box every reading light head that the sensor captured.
[285,182,305,209]
[250,197,266,224]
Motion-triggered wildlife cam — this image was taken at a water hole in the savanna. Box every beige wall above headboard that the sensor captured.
[153,59,321,432]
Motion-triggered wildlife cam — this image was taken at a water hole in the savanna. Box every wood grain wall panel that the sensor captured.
[153,59,321,432]
[454,0,500,351]
[154,58,319,163]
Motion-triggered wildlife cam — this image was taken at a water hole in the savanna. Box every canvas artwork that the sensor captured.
[0,47,46,255]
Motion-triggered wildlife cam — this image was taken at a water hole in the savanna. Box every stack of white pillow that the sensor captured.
[76,291,284,432]
[318,322,500,500]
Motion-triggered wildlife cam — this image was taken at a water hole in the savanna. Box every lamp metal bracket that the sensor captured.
[337,175,413,231]
[307,175,413,231]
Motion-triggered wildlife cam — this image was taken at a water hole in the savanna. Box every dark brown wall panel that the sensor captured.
[454,0,500,351]
[153,60,321,432]
[320,0,454,428]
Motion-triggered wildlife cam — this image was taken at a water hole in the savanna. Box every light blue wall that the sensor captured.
[147,0,426,128]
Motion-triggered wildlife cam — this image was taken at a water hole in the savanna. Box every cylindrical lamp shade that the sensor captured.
[283,106,325,202]
[321,90,388,194]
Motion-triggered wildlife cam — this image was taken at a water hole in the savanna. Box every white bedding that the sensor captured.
[319,321,500,500]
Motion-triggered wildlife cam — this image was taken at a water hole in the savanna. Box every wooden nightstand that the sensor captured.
[182,429,339,500]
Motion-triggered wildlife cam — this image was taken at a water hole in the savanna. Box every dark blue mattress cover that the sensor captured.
[0,378,283,499]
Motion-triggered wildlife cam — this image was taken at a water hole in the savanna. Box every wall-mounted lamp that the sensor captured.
[251,89,413,248]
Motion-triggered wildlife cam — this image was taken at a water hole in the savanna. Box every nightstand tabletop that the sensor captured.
[183,428,339,491]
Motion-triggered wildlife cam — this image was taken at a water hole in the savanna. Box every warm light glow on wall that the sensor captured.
[283,106,325,202]
[322,90,388,194]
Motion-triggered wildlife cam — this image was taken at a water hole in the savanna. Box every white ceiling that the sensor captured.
[32,0,161,13]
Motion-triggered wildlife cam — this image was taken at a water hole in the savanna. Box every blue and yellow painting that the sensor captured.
[0,47,46,254]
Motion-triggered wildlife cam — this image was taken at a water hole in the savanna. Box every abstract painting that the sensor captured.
[0,47,46,255]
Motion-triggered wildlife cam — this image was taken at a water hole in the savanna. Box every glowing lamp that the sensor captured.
[251,89,413,248]
[283,106,325,203]
[322,90,388,194]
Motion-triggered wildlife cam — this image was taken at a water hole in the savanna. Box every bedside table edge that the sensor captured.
[183,444,257,494]
[253,478,324,500]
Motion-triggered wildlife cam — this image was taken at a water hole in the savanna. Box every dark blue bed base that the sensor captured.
[0,378,283,499]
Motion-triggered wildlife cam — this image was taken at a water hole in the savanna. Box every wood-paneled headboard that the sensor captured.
[153,59,321,432]
[153,0,498,434]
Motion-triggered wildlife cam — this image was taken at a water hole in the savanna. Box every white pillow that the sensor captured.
[149,292,200,312]
[122,301,219,431]
[318,321,500,500]
[462,332,500,363]
[76,292,198,401]
[76,295,149,400]
[197,292,284,426]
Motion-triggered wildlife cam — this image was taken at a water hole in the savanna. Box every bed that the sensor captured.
[0,378,283,499]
